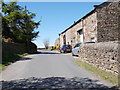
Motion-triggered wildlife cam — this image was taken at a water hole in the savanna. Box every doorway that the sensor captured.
[77,29,83,42]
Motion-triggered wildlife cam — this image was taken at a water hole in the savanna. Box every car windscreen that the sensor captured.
[66,45,72,49]
[77,43,82,46]
[74,43,82,48]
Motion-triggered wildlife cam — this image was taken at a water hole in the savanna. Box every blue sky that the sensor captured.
[18,2,103,48]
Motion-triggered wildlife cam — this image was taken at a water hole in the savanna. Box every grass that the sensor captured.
[0,64,7,72]
[75,60,119,87]
[1,52,28,72]
[17,53,28,57]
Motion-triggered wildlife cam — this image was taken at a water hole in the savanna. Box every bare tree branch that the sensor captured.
[43,39,49,49]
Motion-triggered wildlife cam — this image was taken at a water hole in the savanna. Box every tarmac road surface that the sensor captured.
[0,50,114,89]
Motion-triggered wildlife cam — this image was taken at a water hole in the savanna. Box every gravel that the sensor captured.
[1,77,118,90]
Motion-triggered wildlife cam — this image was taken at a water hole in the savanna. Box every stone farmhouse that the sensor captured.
[55,1,119,47]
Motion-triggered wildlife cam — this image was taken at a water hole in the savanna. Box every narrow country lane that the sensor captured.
[0,50,116,89]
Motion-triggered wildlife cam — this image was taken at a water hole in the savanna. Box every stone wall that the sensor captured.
[66,28,72,45]
[79,41,119,74]
[2,42,37,54]
[96,1,119,42]
[59,33,66,46]
[2,42,27,54]
[65,22,83,47]
[83,12,97,42]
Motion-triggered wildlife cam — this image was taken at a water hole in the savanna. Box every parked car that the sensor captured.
[72,41,95,56]
[60,45,72,53]
[72,42,84,56]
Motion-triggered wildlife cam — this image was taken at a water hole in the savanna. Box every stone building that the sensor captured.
[59,1,119,47]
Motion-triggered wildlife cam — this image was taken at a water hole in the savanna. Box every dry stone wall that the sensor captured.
[2,42,27,54]
[79,41,119,74]
[2,42,37,54]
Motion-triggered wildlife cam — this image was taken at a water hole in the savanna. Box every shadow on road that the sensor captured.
[18,57,32,61]
[1,77,118,89]
[36,51,60,55]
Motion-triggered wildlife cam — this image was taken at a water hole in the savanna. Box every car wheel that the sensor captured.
[77,51,80,56]
[72,53,74,56]
[60,50,63,53]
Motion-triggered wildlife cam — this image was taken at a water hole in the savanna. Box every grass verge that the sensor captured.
[0,64,7,72]
[1,52,28,72]
[17,53,28,57]
[75,60,118,86]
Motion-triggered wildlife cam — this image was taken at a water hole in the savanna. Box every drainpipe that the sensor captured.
[81,19,84,42]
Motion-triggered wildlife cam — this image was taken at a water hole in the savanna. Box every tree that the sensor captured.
[43,39,49,49]
[2,2,40,43]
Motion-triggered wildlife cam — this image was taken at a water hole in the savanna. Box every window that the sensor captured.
[63,35,66,45]
[74,43,82,48]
